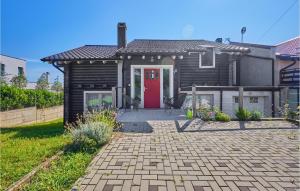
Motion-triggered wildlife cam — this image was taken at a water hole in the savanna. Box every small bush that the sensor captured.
[197,106,214,121]
[69,121,112,148]
[251,110,262,121]
[215,112,231,122]
[186,109,193,119]
[66,110,119,150]
[235,108,251,121]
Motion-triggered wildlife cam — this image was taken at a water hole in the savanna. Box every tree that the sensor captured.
[51,76,63,92]
[36,72,50,90]
[10,74,27,88]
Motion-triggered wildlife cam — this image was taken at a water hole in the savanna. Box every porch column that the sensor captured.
[117,61,123,108]
[63,64,70,124]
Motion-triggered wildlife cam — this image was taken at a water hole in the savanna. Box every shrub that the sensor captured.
[186,109,193,119]
[235,108,251,121]
[0,85,63,111]
[85,109,121,130]
[251,110,262,121]
[66,110,119,150]
[215,112,231,122]
[69,121,113,149]
[197,106,214,121]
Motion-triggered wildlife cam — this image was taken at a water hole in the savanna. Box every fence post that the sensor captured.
[238,87,244,110]
[282,86,289,106]
[123,87,126,109]
[112,87,116,108]
[192,85,196,118]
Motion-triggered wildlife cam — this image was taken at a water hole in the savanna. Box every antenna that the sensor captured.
[241,27,246,42]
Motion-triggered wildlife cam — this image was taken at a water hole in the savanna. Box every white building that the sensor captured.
[0,54,26,83]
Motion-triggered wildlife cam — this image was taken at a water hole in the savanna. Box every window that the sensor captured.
[18,67,24,76]
[234,97,239,103]
[84,91,112,112]
[199,48,215,68]
[249,96,258,104]
[163,68,170,98]
[197,94,213,108]
[134,68,141,100]
[0,64,5,76]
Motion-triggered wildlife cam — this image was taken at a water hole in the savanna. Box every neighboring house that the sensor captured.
[275,36,300,86]
[275,37,300,110]
[41,23,280,122]
[0,54,26,83]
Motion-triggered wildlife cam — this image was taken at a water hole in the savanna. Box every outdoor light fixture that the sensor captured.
[171,55,176,60]
[179,55,183,59]
[150,56,154,62]
[157,55,161,59]
[142,55,145,59]
[120,55,123,59]
[127,55,131,59]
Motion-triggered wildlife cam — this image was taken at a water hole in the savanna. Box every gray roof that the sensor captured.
[118,39,250,54]
[41,40,250,62]
[41,45,118,62]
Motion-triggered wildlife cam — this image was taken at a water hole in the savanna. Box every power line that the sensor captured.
[257,0,298,41]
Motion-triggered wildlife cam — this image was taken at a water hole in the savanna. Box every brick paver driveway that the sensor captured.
[76,120,299,191]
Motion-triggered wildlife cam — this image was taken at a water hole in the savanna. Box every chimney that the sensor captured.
[117,22,126,49]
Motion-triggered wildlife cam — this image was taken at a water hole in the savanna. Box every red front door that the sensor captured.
[144,68,160,108]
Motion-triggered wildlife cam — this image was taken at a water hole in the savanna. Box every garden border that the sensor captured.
[6,151,63,191]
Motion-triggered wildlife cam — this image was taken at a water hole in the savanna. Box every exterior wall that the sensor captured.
[0,54,26,82]
[123,55,178,106]
[239,56,273,86]
[178,53,229,87]
[181,90,274,118]
[233,44,276,86]
[0,106,63,127]
[222,91,272,117]
[123,53,230,107]
[68,61,118,121]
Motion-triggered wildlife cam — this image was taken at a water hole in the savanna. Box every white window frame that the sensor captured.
[199,48,215,69]
[130,65,174,108]
[83,90,112,112]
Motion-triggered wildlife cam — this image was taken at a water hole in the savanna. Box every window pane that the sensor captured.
[134,69,141,100]
[202,48,214,66]
[85,92,112,112]
[18,67,24,76]
[197,95,212,108]
[86,93,101,112]
[163,69,170,98]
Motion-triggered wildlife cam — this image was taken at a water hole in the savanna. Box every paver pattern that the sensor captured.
[76,120,300,191]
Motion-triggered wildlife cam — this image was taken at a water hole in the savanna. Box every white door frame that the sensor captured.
[130,65,174,108]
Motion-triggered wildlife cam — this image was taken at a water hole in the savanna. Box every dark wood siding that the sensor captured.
[123,56,178,107]
[69,61,118,120]
[179,53,229,87]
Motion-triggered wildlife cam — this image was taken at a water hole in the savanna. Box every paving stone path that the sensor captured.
[76,120,300,191]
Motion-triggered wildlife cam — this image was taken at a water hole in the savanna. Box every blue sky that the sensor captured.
[1,0,299,82]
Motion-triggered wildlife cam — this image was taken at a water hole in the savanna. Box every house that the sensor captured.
[275,37,300,110]
[41,23,281,122]
[0,54,26,83]
[275,36,300,86]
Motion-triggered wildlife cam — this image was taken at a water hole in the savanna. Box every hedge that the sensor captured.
[0,85,63,111]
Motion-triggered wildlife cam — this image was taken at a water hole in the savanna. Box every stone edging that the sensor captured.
[6,151,63,191]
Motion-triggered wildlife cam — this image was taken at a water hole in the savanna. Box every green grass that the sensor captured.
[22,150,97,191]
[0,119,70,190]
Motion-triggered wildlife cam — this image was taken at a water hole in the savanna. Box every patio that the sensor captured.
[75,110,300,191]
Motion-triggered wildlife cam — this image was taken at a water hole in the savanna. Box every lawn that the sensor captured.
[0,119,70,190]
